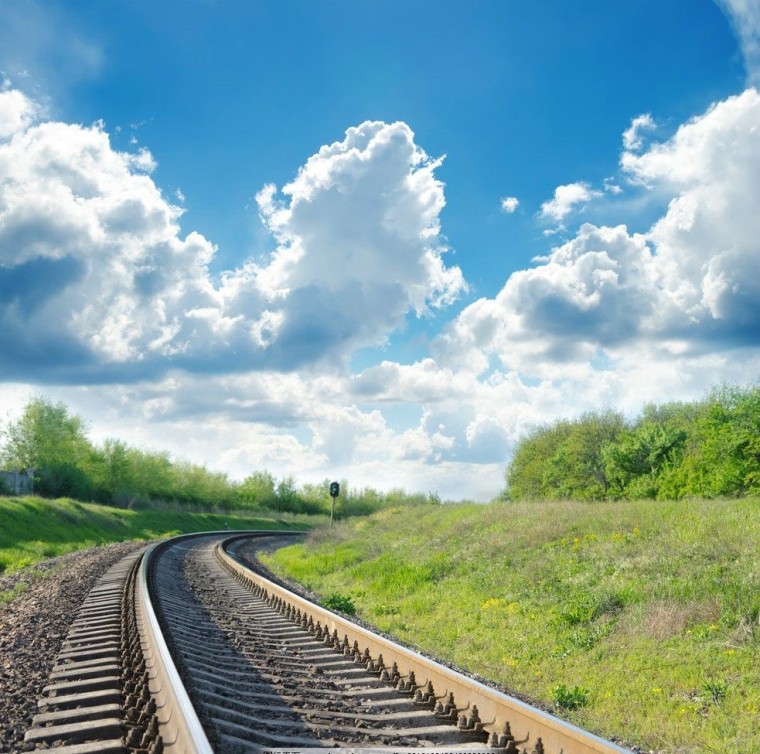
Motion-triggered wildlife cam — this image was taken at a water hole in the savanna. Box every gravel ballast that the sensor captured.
[0,541,149,754]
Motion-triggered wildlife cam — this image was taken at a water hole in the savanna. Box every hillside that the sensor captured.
[262,498,760,753]
[0,496,307,579]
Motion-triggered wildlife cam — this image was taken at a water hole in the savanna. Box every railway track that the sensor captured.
[25,531,634,754]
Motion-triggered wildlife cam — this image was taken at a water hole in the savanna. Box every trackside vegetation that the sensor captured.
[0,496,307,580]
[504,385,760,501]
[0,396,442,515]
[262,499,760,754]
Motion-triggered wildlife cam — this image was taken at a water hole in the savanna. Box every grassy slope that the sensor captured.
[0,496,309,577]
[263,498,760,754]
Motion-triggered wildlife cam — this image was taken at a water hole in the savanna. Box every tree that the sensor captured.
[92,438,134,504]
[603,422,687,499]
[239,470,277,508]
[506,411,626,501]
[1,397,92,471]
[1,397,96,498]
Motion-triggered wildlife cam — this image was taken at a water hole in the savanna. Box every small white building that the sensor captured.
[0,468,34,495]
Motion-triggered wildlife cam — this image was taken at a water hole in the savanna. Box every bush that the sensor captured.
[505,385,760,501]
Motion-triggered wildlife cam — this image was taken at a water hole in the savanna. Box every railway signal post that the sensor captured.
[329,481,340,527]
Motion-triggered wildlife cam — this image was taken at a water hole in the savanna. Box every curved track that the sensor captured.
[25,532,634,754]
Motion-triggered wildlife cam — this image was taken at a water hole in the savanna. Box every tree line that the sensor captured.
[504,385,760,501]
[0,397,441,515]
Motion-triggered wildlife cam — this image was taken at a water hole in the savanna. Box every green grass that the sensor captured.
[0,495,310,578]
[262,499,760,754]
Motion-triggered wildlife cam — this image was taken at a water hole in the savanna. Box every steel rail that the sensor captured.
[138,530,306,753]
[136,536,215,754]
[219,535,634,754]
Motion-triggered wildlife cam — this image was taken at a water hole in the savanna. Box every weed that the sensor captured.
[0,581,29,603]
[552,683,590,710]
[569,624,609,650]
[560,593,597,625]
[703,679,728,705]
[322,592,356,615]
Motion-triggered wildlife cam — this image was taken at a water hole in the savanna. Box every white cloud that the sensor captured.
[0,99,464,381]
[622,113,656,151]
[246,121,466,354]
[433,224,658,377]
[623,87,760,333]
[437,88,760,385]
[717,0,760,84]
[0,85,40,138]
[3,83,760,504]
[539,181,602,224]
[501,196,520,213]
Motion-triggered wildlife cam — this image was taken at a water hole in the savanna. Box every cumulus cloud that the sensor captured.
[4,80,760,503]
[623,87,760,340]
[245,121,465,357]
[433,224,657,374]
[436,88,760,379]
[0,94,464,381]
[539,182,602,224]
[501,196,520,213]
[0,85,40,138]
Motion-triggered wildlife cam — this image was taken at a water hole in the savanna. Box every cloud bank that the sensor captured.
[436,88,760,379]
[2,82,759,501]
[0,94,464,382]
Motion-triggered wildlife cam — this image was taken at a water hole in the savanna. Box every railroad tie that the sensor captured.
[24,548,148,754]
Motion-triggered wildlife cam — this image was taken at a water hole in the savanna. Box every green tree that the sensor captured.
[603,422,687,499]
[1,397,96,498]
[506,411,625,501]
[1,397,92,470]
[299,479,332,514]
[506,421,573,500]
[549,411,626,500]
[239,470,277,508]
[92,438,134,504]
[275,475,310,513]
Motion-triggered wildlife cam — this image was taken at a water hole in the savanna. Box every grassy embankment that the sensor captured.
[0,495,310,583]
[263,498,760,754]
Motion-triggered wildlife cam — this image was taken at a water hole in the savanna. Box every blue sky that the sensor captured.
[1,0,759,499]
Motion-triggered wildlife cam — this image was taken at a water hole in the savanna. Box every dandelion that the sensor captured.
[481,597,506,611]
